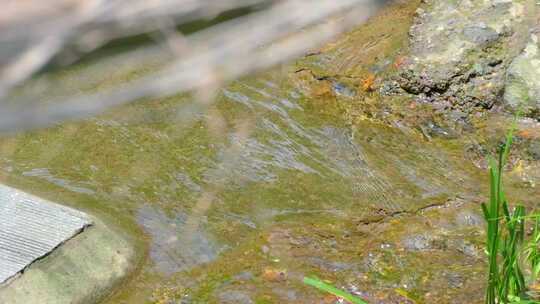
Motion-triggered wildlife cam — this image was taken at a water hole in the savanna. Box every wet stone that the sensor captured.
[401,234,447,251]
[455,210,483,227]
[394,0,527,113]
[443,271,464,289]
[402,234,431,251]
[306,257,355,272]
[504,33,540,119]
[332,81,356,98]
[528,141,540,160]
[216,290,254,304]
[462,25,499,46]
[136,206,221,274]
[233,271,254,282]
[379,80,402,96]
[272,288,298,301]
[419,120,456,139]
[455,240,481,259]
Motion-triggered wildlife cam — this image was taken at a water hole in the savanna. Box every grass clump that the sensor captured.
[481,126,540,304]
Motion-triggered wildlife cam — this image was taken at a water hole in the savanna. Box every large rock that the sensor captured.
[504,33,540,119]
[393,0,530,113]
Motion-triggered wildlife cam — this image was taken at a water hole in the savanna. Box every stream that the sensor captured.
[0,1,538,303]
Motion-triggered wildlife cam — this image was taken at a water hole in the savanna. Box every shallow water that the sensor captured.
[0,64,487,302]
[1,1,530,303]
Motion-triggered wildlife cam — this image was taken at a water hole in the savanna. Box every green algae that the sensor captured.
[0,1,460,302]
[1,0,538,303]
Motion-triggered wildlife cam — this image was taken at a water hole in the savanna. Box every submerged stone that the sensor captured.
[402,234,432,251]
[455,210,483,227]
[216,290,254,304]
[137,205,221,275]
[529,140,540,160]
[332,81,357,98]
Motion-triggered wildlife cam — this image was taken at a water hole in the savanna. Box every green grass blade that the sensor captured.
[481,203,490,220]
[501,118,517,167]
[303,277,368,304]
[503,201,511,221]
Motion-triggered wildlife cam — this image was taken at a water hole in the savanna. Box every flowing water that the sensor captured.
[1,1,537,303]
[0,69,485,303]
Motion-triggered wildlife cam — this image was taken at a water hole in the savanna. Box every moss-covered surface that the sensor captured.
[0,0,539,303]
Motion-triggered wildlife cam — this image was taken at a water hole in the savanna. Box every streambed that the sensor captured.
[0,1,539,304]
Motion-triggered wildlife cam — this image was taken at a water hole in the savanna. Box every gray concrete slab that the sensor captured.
[0,216,137,304]
[0,184,91,284]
